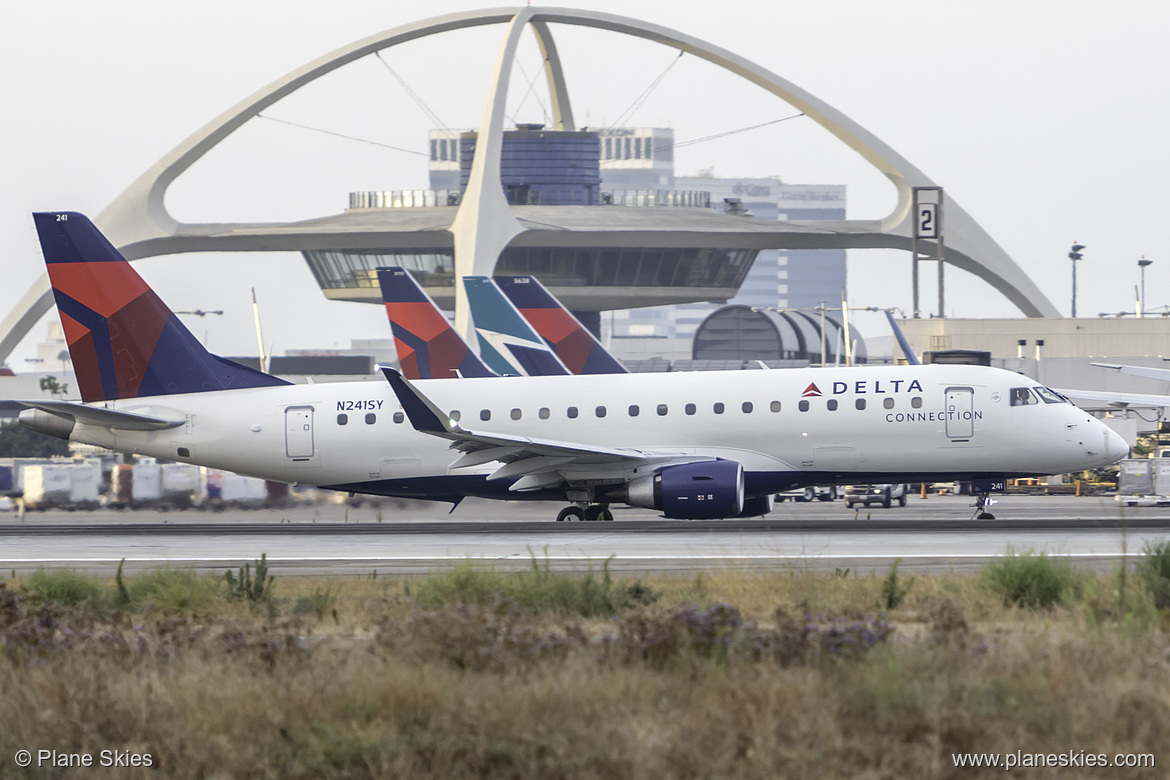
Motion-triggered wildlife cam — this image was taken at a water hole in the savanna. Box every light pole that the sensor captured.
[1069,242,1085,317]
[1138,256,1153,318]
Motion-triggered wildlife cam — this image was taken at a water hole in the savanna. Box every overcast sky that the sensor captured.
[2,0,1168,366]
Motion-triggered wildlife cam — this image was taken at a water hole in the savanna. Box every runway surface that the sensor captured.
[1,494,1167,576]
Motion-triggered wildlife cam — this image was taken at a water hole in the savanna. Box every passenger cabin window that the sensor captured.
[629,405,640,417]
[713,402,725,415]
[685,403,696,415]
[365,413,376,425]
[1032,387,1068,404]
[798,400,810,412]
[539,407,550,419]
[826,400,838,411]
[450,410,462,422]
[337,413,348,425]
[911,397,923,409]
[567,406,579,419]
[883,398,895,409]
[1010,387,1038,406]
[596,406,607,418]
[770,401,781,413]
[657,404,669,416]
[393,412,404,424]
[511,408,522,420]
[480,409,492,421]
[741,401,753,413]
[855,398,866,410]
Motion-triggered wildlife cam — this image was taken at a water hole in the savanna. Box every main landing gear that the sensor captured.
[971,493,997,521]
[556,503,614,522]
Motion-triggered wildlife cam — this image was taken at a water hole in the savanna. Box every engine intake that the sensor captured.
[624,460,744,519]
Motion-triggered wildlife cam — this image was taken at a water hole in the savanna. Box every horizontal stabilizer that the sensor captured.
[18,400,185,431]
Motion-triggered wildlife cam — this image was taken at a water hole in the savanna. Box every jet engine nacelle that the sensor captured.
[624,460,745,519]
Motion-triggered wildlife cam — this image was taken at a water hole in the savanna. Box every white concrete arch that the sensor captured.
[1,6,1059,365]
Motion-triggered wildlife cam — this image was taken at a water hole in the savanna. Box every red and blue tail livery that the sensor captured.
[376,267,495,380]
[33,212,288,403]
[495,275,627,375]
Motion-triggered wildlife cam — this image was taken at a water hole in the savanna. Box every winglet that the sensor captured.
[379,366,460,436]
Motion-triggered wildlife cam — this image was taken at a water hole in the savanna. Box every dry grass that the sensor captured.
[0,563,1166,778]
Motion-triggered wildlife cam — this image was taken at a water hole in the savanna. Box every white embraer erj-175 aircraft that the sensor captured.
[17,212,1129,521]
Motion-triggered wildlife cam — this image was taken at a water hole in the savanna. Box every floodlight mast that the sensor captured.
[1068,242,1086,317]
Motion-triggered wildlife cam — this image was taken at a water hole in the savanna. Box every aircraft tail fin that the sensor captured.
[495,275,627,375]
[376,267,495,380]
[884,310,921,366]
[32,211,289,403]
[463,276,571,377]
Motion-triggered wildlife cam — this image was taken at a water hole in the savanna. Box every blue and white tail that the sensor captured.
[32,211,288,403]
[463,276,570,377]
[495,275,627,375]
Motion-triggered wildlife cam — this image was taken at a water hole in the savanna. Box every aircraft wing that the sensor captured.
[1056,387,1170,409]
[381,367,709,490]
[18,400,185,430]
[1091,362,1170,383]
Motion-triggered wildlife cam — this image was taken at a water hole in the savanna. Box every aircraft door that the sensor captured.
[944,387,974,439]
[285,406,315,458]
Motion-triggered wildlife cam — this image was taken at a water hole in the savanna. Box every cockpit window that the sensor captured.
[1032,386,1068,404]
[1010,387,1038,406]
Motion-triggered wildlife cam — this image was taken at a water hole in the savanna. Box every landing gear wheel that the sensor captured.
[971,494,996,521]
[583,504,614,522]
[556,506,585,522]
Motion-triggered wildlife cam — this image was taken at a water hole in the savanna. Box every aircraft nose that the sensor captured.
[1104,426,1130,463]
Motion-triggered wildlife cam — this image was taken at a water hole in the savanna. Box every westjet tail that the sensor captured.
[495,274,627,375]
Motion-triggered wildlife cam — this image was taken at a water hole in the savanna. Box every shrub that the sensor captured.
[292,583,340,620]
[606,604,893,668]
[1136,541,1170,610]
[125,567,221,611]
[224,553,274,604]
[26,568,103,605]
[981,549,1080,609]
[880,558,914,610]
[411,556,659,617]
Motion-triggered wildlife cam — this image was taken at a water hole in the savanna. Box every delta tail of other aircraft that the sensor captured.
[379,267,627,380]
[17,212,1129,521]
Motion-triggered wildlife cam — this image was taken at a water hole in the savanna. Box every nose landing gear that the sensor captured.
[971,493,997,520]
[555,503,613,522]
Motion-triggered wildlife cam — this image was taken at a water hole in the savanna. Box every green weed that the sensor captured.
[26,567,103,605]
[982,549,1081,609]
